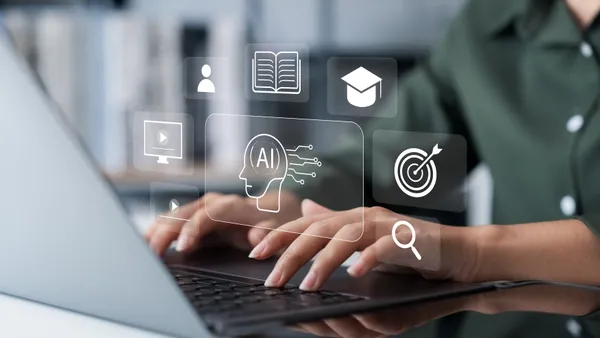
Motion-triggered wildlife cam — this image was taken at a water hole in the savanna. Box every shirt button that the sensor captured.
[561,196,576,216]
[580,42,593,58]
[566,318,582,337]
[566,115,584,133]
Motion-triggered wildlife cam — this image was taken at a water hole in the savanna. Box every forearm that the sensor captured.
[470,220,600,285]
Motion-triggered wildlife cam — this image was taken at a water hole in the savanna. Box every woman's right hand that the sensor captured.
[144,191,302,256]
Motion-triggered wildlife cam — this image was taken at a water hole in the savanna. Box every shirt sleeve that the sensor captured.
[284,12,480,219]
[576,214,600,238]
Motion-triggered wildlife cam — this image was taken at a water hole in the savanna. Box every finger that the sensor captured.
[347,235,401,277]
[147,201,202,254]
[256,208,362,260]
[295,321,340,337]
[248,213,332,261]
[300,222,365,291]
[177,195,244,252]
[149,226,181,256]
[262,210,364,287]
[145,200,200,242]
[287,325,309,334]
[301,199,333,216]
[374,264,417,275]
[353,311,409,336]
[323,316,380,338]
[247,219,281,248]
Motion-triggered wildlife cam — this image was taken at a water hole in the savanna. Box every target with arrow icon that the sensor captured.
[394,144,443,198]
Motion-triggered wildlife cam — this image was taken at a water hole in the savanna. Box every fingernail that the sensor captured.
[264,268,282,287]
[299,270,318,291]
[248,241,267,259]
[347,264,365,277]
[176,235,189,252]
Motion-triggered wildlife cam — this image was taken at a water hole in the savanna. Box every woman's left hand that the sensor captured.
[248,199,480,291]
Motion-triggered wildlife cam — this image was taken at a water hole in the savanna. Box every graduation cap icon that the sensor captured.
[341,66,382,108]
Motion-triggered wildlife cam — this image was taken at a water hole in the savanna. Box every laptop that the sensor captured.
[0,30,498,337]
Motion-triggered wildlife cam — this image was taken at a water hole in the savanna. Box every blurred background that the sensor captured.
[0,0,492,232]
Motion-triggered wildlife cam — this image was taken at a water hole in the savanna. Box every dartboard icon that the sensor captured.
[394,144,442,198]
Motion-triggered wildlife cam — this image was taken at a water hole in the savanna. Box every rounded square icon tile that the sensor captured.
[205,113,365,241]
[328,57,398,117]
[184,57,230,100]
[132,112,195,175]
[150,182,200,224]
[374,215,442,272]
[245,43,310,103]
[372,131,467,212]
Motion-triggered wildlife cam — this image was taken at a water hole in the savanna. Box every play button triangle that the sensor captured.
[169,199,179,212]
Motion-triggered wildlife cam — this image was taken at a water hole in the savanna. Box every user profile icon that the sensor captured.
[197,64,216,93]
[184,57,227,100]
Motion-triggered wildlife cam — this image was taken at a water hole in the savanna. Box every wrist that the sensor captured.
[441,224,506,283]
[468,224,512,282]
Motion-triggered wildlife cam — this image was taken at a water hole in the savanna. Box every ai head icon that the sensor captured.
[239,134,288,213]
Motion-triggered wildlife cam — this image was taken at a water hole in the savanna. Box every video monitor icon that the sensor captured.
[143,120,183,164]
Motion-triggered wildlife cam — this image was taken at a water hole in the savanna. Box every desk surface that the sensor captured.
[2,282,599,338]
[0,293,307,338]
[0,293,170,338]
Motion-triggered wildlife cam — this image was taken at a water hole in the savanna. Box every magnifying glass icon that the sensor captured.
[391,220,422,261]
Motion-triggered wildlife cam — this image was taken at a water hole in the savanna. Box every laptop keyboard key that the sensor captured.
[180,285,199,292]
[192,290,218,298]
[168,266,365,320]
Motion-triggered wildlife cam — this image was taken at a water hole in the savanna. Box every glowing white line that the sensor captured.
[289,162,319,166]
[287,154,317,161]
[159,215,190,222]
[288,168,314,176]
[287,174,304,184]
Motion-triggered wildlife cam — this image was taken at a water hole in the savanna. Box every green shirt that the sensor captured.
[291,0,600,336]
[295,0,600,233]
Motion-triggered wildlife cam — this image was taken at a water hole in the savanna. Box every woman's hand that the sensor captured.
[291,283,600,337]
[291,295,469,338]
[249,199,480,291]
[144,191,302,255]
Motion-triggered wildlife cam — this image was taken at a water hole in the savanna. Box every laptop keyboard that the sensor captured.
[168,267,365,323]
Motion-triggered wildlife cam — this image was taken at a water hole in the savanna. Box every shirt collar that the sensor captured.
[478,0,581,46]
[476,0,530,36]
[527,0,582,46]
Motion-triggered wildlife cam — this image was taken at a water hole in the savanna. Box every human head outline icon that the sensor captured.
[239,134,288,213]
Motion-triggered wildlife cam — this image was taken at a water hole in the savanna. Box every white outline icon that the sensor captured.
[252,51,302,95]
[158,199,190,222]
[239,134,288,213]
[143,120,183,164]
[394,144,442,198]
[392,220,422,260]
[239,134,320,213]
[341,66,382,108]
[159,199,190,222]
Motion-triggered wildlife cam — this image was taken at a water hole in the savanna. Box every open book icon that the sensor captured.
[252,51,302,95]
